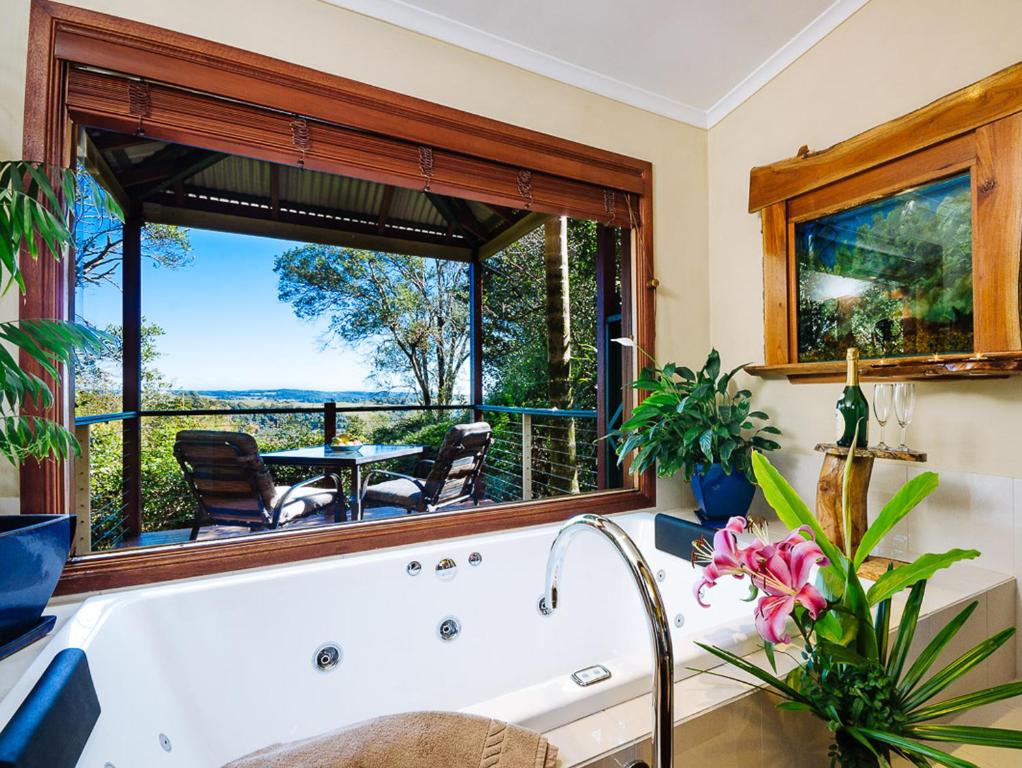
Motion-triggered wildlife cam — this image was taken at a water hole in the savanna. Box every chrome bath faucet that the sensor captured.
[540,514,674,768]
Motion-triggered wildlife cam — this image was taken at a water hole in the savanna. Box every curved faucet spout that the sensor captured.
[540,514,674,768]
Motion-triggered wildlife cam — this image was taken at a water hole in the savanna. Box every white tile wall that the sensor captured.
[763,450,1022,679]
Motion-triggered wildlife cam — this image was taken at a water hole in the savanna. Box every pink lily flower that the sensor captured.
[693,516,746,606]
[693,516,830,644]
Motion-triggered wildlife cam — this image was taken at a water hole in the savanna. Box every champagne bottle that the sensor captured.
[836,348,869,448]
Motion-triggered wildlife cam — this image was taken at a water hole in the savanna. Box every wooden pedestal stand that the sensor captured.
[814,443,927,579]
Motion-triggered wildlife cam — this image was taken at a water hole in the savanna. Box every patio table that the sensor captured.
[260,444,424,522]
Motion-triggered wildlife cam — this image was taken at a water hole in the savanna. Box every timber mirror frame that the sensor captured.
[747,62,1022,383]
[22,0,656,594]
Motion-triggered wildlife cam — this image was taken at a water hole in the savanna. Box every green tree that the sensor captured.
[75,319,171,412]
[73,169,192,287]
[482,218,598,409]
[542,217,578,494]
[274,245,469,407]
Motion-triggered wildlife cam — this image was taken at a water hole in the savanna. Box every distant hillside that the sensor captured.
[180,388,416,405]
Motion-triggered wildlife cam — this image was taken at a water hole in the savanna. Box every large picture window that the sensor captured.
[22,2,655,592]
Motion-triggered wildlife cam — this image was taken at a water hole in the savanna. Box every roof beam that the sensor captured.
[149,184,472,255]
[478,211,552,259]
[426,192,488,243]
[80,131,131,212]
[143,198,474,262]
[135,151,228,201]
[117,144,195,188]
[88,130,151,152]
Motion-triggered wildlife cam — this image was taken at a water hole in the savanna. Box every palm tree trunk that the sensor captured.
[543,217,579,494]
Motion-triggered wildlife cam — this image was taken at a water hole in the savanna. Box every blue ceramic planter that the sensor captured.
[690,464,756,522]
[0,515,73,647]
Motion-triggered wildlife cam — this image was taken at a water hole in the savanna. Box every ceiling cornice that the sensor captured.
[321,0,869,130]
[705,0,869,127]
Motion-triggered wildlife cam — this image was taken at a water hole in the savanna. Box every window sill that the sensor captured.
[745,351,1022,383]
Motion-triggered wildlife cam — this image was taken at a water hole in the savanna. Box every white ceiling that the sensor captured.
[322,0,869,127]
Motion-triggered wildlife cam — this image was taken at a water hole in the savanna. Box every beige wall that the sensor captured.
[0,0,708,511]
[709,0,1022,479]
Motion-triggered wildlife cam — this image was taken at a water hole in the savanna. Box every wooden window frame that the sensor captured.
[22,0,656,594]
[748,63,1022,383]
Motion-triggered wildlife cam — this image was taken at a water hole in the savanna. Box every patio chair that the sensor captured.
[173,430,345,539]
[360,422,492,514]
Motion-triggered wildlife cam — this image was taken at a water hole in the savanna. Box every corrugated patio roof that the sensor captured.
[84,127,545,261]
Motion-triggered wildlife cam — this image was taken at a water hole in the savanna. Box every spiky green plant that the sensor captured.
[0,160,112,464]
[695,447,1022,767]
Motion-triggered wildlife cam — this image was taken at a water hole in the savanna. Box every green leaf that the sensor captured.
[776,701,813,712]
[704,349,720,381]
[887,580,926,684]
[908,681,1022,723]
[763,641,777,673]
[0,416,80,464]
[751,436,780,451]
[903,628,1015,710]
[841,436,857,558]
[698,429,714,462]
[817,639,867,666]
[904,724,1022,750]
[897,752,933,768]
[843,728,891,768]
[853,729,978,768]
[815,609,858,645]
[867,550,980,605]
[694,642,811,704]
[875,592,892,665]
[855,472,939,567]
[751,451,846,576]
[900,601,978,695]
[843,559,879,660]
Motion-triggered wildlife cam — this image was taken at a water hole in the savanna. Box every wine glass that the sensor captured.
[893,383,916,451]
[873,383,893,449]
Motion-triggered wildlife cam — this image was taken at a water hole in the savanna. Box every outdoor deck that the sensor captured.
[123,499,497,548]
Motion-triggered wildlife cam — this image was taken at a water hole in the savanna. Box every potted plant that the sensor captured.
[693,448,1022,767]
[612,348,780,522]
[0,160,109,657]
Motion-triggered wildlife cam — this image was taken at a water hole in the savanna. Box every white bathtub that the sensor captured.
[0,511,760,767]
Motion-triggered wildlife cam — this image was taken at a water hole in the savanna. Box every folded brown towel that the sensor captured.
[223,711,559,768]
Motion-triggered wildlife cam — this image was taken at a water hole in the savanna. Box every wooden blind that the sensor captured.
[66,68,639,227]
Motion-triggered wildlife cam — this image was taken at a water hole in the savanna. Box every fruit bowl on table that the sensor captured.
[326,440,363,454]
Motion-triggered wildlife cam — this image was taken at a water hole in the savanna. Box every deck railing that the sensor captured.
[72,402,601,553]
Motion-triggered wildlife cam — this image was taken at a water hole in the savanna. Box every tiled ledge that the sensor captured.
[547,562,1016,767]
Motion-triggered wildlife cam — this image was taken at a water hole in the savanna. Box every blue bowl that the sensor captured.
[0,515,73,644]
[690,464,756,521]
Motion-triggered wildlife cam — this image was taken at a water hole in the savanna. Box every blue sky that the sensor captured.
[77,229,378,391]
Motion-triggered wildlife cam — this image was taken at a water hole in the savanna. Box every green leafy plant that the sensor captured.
[694,446,1022,767]
[611,348,779,481]
[0,160,111,464]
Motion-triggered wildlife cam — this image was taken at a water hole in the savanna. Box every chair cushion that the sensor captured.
[272,485,338,524]
[363,478,423,510]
